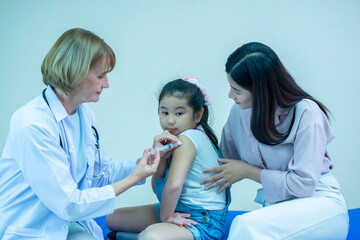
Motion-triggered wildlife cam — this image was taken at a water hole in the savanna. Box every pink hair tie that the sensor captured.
[183,77,212,106]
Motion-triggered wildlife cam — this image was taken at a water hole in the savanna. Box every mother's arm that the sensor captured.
[201,110,261,193]
[201,158,261,193]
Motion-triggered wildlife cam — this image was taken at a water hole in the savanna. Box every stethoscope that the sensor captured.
[42,89,105,178]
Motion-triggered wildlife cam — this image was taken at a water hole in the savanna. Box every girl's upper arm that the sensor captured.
[166,135,196,185]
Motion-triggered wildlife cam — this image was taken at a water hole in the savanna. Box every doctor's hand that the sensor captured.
[200,158,262,193]
[165,212,198,227]
[153,130,180,160]
[133,148,161,180]
[111,148,160,196]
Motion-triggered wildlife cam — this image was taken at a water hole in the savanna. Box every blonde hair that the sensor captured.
[41,28,115,93]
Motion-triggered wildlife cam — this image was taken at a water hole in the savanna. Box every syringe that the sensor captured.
[149,141,182,155]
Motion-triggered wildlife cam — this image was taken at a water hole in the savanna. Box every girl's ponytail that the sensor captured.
[200,105,219,150]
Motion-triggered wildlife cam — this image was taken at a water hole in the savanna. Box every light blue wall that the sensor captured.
[0,0,359,210]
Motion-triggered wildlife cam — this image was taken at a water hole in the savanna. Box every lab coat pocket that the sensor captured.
[3,226,45,240]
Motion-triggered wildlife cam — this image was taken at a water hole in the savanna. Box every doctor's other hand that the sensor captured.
[200,158,262,193]
[165,212,198,227]
[153,130,180,159]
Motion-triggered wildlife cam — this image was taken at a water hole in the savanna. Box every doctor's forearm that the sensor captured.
[110,175,141,196]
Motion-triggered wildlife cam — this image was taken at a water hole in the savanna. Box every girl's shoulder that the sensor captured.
[179,127,208,149]
[180,128,204,139]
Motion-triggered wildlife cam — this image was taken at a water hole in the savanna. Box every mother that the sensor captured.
[202,42,349,239]
[0,28,178,240]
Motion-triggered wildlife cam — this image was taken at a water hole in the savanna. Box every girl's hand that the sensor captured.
[153,130,180,159]
[200,158,262,193]
[165,212,198,226]
[132,148,160,180]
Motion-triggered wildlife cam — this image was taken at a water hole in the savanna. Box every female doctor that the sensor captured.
[0,28,179,240]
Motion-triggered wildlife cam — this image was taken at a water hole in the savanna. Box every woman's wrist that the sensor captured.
[111,174,139,196]
[245,163,262,183]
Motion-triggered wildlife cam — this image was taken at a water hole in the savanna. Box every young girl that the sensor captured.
[106,77,230,240]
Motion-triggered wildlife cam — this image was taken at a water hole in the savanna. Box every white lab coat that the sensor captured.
[0,86,140,240]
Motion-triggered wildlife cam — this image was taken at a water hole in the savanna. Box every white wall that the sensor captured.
[0,0,359,211]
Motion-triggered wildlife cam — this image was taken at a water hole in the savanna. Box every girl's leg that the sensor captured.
[106,204,158,232]
[139,222,194,240]
[227,196,348,240]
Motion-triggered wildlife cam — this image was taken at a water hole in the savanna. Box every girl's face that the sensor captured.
[227,73,252,109]
[76,55,110,104]
[159,95,202,136]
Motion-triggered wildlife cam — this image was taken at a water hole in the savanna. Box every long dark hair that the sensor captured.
[226,42,329,145]
[158,79,219,150]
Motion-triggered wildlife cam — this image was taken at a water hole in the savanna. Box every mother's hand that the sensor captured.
[200,158,262,193]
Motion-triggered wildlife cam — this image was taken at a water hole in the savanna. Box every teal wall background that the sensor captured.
[0,0,359,211]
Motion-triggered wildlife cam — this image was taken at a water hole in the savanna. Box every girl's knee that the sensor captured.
[139,227,164,240]
[105,215,114,230]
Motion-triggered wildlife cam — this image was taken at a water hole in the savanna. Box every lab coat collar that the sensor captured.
[44,85,69,123]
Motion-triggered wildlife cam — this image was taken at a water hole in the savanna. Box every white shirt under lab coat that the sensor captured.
[0,86,140,240]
